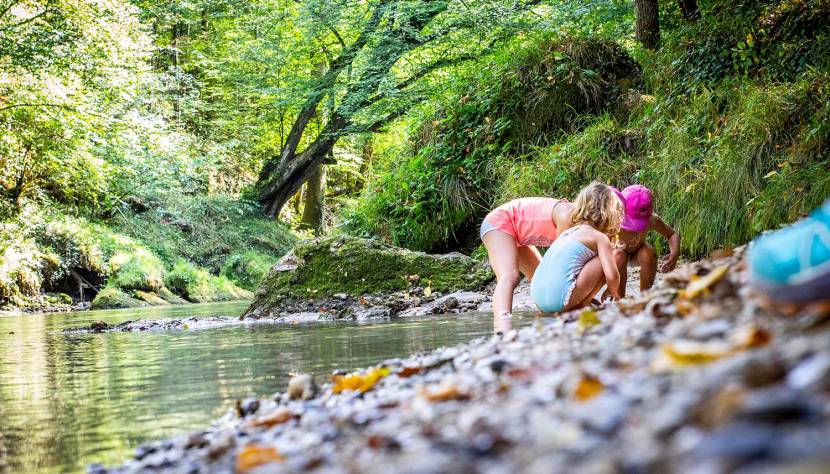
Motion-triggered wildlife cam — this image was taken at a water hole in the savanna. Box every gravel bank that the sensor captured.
[92,249,830,473]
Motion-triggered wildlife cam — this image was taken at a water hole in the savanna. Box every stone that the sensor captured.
[287,374,318,400]
[787,354,830,391]
[243,236,493,319]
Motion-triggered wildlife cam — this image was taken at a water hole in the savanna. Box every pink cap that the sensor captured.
[621,185,653,232]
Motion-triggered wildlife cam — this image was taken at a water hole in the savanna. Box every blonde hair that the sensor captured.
[571,181,624,236]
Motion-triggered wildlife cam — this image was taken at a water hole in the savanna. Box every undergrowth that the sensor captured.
[345,34,640,252]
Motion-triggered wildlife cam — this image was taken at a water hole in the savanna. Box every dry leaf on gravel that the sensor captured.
[331,367,390,394]
[236,444,284,473]
[653,340,732,371]
[679,265,730,299]
[397,366,422,378]
[247,408,294,429]
[732,325,773,350]
[573,375,604,402]
[421,385,471,402]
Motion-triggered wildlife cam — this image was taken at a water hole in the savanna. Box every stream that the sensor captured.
[0,302,531,473]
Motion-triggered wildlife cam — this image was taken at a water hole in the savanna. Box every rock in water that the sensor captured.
[243,236,493,319]
[287,374,318,400]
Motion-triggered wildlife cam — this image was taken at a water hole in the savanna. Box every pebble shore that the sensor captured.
[92,250,830,473]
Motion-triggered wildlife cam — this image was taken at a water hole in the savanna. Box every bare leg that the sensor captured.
[517,245,543,281]
[563,257,605,311]
[637,244,658,291]
[482,230,520,317]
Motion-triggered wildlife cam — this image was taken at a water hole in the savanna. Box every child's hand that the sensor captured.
[659,254,679,272]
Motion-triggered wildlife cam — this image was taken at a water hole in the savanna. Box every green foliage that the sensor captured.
[0,229,59,308]
[106,250,165,293]
[36,215,162,285]
[653,0,830,91]
[221,251,278,290]
[346,35,640,251]
[165,260,252,303]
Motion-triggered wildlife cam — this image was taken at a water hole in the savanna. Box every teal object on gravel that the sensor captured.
[748,200,830,303]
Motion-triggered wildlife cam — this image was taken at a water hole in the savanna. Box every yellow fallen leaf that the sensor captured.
[578,309,600,330]
[331,367,390,394]
[679,265,729,299]
[573,375,604,402]
[653,340,731,371]
[236,444,284,473]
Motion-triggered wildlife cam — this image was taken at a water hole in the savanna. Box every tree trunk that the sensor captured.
[678,0,700,21]
[299,162,325,235]
[635,0,660,50]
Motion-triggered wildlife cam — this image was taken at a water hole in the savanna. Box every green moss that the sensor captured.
[165,260,252,303]
[220,251,278,290]
[251,236,493,311]
[46,293,73,305]
[91,287,146,310]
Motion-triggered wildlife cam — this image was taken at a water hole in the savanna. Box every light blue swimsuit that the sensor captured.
[531,225,597,313]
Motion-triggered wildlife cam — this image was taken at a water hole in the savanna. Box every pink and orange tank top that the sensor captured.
[485,197,561,247]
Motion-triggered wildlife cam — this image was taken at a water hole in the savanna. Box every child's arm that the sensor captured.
[596,233,622,299]
[650,214,681,272]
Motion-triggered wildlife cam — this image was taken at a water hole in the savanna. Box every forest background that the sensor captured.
[1,0,828,311]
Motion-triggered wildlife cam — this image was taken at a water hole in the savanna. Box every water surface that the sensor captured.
[0,303,531,473]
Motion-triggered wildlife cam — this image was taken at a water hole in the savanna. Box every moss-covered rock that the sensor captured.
[245,236,493,318]
[91,287,146,310]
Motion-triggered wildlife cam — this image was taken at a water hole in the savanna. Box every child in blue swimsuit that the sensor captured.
[532,182,624,313]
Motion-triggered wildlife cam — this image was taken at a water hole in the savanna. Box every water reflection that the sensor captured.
[0,303,531,473]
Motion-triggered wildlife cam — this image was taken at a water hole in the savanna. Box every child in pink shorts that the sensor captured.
[480,197,575,323]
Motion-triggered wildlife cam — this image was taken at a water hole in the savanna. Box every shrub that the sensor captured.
[165,260,252,303]
[220,251,278,290]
